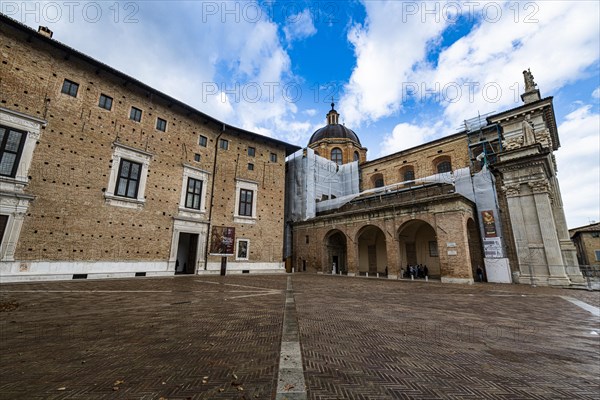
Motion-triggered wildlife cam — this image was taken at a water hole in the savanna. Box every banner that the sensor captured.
[209,226,235,255]
[481,210,497,238]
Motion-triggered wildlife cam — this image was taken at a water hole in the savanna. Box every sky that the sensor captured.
[3,0,599,229]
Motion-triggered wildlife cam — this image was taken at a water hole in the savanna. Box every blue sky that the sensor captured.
[4,0,599,228]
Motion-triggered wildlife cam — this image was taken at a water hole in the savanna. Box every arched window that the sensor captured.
[437,161,452,173]
[404,169,415,181]
[372,173,384,188]
[353,151,360,162]
[331,148,343,164]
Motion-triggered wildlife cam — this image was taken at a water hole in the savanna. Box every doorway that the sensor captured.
[176,233,199,274]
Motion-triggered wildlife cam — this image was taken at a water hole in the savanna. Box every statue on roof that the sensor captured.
[523,68,537,92]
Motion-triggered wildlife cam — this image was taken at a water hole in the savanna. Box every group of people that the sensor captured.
[403,264,428,279]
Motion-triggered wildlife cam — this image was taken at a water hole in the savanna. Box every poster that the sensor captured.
[209,226,235,255]
[481,210,497,237]
[483,237,503,258]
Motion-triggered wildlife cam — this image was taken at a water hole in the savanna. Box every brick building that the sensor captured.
[287,71,584,287]
[569,223,600,266]
[0,17,299,282]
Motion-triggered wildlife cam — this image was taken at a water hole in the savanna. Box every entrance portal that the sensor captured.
[398,220,440,278]
[175,233,199,274]
[357,225,387,276]
[325,230,347,274]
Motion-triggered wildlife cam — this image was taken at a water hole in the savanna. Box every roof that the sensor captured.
[569,222,600,238]
[309,123,361,145]
[0,14,301,156]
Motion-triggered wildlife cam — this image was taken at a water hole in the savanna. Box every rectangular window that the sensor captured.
[61,79,79,97]
[238,189,253,217]
[237,239,249,260]
[199,135,207,147]
[98,94,113,110]
[185,177,203,210]
[219,138,229,150]
[595,250,600,262]
[270,152,278,162]
[156,117,167,132]
[115,159,142,199]
[0,214,8,243]
[248,163,254,171]
[0,126,27,177]
[248,147,255,157]
[130,107,142,122]
[305,235,309,244]
[194,153,201,162]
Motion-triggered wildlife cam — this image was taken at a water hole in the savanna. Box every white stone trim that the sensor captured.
[178,164,209,216]
[104,142,152,209]
[0,260,172,282]
[0,108,45,262]
[205,261,284,273]
[234,179,258,224]
[236,238,250,260]
[169,218,209,272]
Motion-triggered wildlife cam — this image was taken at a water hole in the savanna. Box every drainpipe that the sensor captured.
[203,123,226,269]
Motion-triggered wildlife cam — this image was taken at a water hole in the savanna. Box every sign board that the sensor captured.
[209,226,235,255]
[483,237,503,258]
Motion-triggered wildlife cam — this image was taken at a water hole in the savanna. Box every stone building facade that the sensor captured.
[288,70,583,287]
[0,17,299,282]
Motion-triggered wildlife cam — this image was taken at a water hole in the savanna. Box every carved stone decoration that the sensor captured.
[528,179,550,193]
[535,129,552,149]
[502,135,524,150]
[522,115,536,145]
[502,184,520,197]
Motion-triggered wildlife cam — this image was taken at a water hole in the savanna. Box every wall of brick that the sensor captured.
[0,23,290,272]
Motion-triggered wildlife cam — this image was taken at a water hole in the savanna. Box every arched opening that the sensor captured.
[433,156,452,174]
[371,173,384,188]
[357,225,387,276]
[331,148,343,164]
[325,230,347,275]
[400,165,415,187]
[353,151,359,162]
[467,218,485,281]
[398,220,440,278]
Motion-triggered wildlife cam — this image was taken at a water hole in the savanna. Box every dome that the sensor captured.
[308,102,361,145]
[309,123,361,145]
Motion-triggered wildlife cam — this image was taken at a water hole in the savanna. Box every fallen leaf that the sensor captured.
[57,387,66,391]
[283,384,295,391]
[237,386,244,391]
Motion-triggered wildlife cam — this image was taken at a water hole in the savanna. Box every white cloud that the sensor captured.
[555,105,600,228]
[283,9,317,43]
[339,1,599,133]
[592,87,600,99]
[304,108,317,117]
[378,122,438,157]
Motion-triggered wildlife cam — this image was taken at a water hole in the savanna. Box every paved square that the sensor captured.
[1,275,598,399]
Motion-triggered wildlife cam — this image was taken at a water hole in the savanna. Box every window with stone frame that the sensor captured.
[248,147,255,157]
[0,126,27,178]
[353,151,360,161]
[236,239,249,260]
[219,138,229,150]
[270,152,278,162]
[0,214,7,244]
[437,161,452,173]
[199,135,208,147]
[238,189,253,216]
[115,159,142,199]
[185,177,203,210]
[156,117,167,132]
[331,148,343,164]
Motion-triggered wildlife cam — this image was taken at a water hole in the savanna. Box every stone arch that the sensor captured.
[397,219,440,278]
[371,173,384,188]
[324,229,348,275]
[399,165,415,187]
[433,155,452,174]
[467,218,485,281]
[331,147,343,164]
[356,225,388,276]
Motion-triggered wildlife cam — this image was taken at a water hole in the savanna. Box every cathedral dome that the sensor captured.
[308,102,361,146]
[309,123,361,145]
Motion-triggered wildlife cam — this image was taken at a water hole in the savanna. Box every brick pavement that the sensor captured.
[1,275,599,399]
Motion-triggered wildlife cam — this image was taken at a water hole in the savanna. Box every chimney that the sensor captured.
[37,26,53,39]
